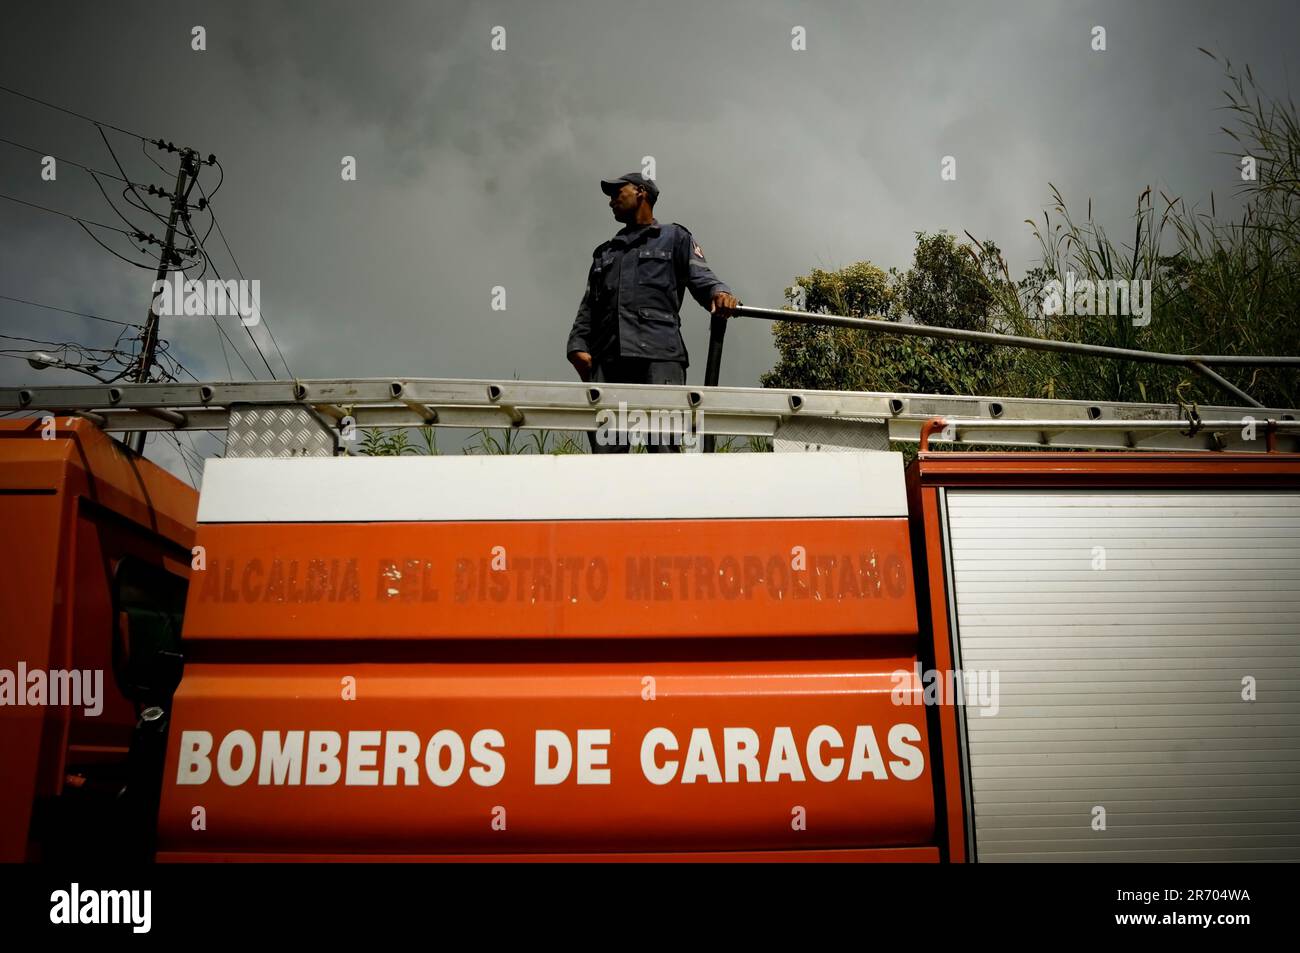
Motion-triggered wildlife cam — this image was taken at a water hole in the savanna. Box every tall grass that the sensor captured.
[973,56,1298,409]
[358,426,589,455]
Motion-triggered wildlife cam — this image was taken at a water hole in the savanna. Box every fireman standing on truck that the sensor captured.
[566,172,738,453]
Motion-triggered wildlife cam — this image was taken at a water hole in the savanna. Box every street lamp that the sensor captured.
[25,352,109,381]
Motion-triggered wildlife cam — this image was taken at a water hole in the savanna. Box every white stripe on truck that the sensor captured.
[196,452,906,523]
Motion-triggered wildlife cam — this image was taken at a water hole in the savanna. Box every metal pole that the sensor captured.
[1188,361,1264,408]
[701,311,729,452]
[728,305,1300,375]
[129,151,198,454]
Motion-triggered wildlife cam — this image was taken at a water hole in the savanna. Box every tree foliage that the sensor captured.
[761,232,1017,397]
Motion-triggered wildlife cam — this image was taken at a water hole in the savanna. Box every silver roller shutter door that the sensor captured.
[944,489,1300,862]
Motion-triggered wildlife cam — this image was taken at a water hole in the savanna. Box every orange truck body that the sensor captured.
[2,418,1296,861]
[0,419,195,861]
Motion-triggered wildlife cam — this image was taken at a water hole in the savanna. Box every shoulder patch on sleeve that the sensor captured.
[671,224,706,259]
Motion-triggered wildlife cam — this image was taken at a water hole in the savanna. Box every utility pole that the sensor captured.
[128,148,200,454]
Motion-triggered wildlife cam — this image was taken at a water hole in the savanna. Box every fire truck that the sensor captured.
[2,366,1298,862]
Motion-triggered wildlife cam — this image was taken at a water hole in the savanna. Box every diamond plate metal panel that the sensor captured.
[773,417,889,452]
[226,404,336,458]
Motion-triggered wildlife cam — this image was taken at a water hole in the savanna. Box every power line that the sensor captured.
[0,190,194,273]
[0,293,135,328]
[87,171,168,240]
[0,134,153,188]
[120,183,172,229]
[0,191,140,237]
[209,156,225,201]
[179,211,275,378]
[166,425,211,472]
[0,294,230,385]
[141,137,172,176]
[0,82,150,141]
[156,347,202,383]
[97,126,187,242]
[74,220,175,271]
[192,182,292,378]
[136,140,191,228]
[0,327,139,381]
[176,270,258,380]
[160,431,202,487]
[178,431,207,465]
[163,431,200,487]
[0,351,121,381]
[181,432,211,469]
[149,337,206,385]
[211,315,235,379]
[89,127,209,283]
[0,84,212,264]
[0,331,120,350]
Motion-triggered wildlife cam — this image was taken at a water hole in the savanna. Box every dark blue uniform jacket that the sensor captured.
[566,221,731,368]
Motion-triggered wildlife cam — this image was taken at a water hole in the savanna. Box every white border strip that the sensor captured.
[197,453,905,523]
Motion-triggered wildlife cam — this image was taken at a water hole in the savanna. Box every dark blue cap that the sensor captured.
[601,172,659,202]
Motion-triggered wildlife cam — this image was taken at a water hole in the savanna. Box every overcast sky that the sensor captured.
[2,0,1296,481]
